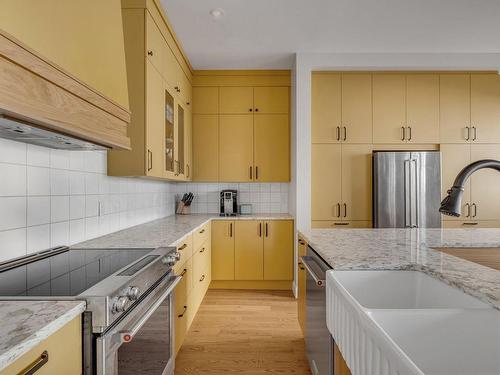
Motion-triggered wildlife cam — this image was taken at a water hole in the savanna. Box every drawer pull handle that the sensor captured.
[333,222,349,226]
[199,275,205,282]
[298,239,305,245]
[298,262,305,270]
[178,305,188,318]
[463,222,478,226]
[178,244,187,250]
[147,50,153,56]
[20,350,49,375]
[180,268,187,277]
[200,247,205,253]
[199,229,205,234]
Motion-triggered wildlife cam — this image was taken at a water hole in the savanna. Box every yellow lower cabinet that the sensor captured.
[263,220,293,280]
[235,221,264,280]
[442,221,500,229]
[174,282,188,355]
[193,221,211,251]
[212,221,235,280]
[0,316,81,375]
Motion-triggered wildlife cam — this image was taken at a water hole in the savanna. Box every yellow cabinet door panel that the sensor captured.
[193,87,219,114]
[471,74,500,143]
[341,73,373,143]
[185,108,193,181]
[219,115,254,182]
[164,43,179,91]
[406,74,439,143]
[145,12,165,78]
[254,87,289,114]
[312,221,372,229]
[219,87,254,114]
[440,74,471,143]
[470,144,500,220]
[235,221,264,280]
[211,221,235,280]
[312,144,342,220]
[0,316,81,375]
[263,220,293,280]
[254,114,290,182]
[373,74,406,144]
[174,275,188,354]
[440,144,471,221]
[341,144,373,221]
[312,73,342,143]
[145,61,165,178]
[193,115,219,181]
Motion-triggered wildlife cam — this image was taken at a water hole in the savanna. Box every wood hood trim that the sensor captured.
[0,29,131,150]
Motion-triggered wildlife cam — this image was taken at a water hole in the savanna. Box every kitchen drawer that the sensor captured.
[188,266,211,327]
[312,220,372,229]
[193,221,210,250]
[0,316,81,375]
[174,234,193,272]
[193,240,211,285]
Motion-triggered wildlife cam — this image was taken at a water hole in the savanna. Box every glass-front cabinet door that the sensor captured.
[165,88,176,178]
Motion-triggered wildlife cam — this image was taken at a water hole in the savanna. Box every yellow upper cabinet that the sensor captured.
[254,87,289,114]
[254,115,290,182]
[219,87,254,114]
[406,74,439,143]
[146,12,166,78]
[341,74,373,143]
[440,74,471,143]
[193,115,219,181]
[193,87,219,114]
[312,73,342,143]
[0,0,129,108]
[471,74,500,143]
[219,115,254,182]
[373,74,407,144]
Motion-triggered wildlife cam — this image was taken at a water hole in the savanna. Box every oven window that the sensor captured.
[117,295,172,374]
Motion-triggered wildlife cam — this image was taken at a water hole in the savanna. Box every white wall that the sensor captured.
[0,138,176,263]
[291,52,500,232]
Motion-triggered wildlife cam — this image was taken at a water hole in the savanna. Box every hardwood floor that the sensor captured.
[175,289,311,374]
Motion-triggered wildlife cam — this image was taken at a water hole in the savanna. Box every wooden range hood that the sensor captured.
[0,29,131,150]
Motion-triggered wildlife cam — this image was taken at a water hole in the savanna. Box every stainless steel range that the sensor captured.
[0,245,182,375]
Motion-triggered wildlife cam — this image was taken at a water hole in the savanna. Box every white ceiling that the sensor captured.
[160,0,500,70]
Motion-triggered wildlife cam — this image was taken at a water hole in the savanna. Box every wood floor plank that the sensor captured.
[175,289,311,374]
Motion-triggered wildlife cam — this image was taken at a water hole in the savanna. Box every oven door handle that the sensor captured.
[119,275,181,343]
[300,256,325,287]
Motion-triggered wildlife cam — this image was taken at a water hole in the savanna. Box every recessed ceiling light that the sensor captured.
[210,8,225,19]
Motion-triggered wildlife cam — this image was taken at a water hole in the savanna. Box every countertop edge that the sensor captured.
[0,301,86,372]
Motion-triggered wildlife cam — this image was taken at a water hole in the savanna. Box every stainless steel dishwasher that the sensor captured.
[301,246,333,375]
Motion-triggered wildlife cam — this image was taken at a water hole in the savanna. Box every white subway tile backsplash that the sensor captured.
[0,164,26,196]
[27,166,50,196]
[0,228,26,262]
[0,138,177,263]
[27,225,50,254]
[0,139,26,164]
[27,196,50,226]
[0,197,26,230]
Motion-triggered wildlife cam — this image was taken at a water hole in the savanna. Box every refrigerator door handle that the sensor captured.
[412,158,419,228]
[404,159,411,228]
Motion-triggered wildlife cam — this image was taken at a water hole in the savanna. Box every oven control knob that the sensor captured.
[173,251,181,261]
[112,296,129,313]
[125,286,141,301]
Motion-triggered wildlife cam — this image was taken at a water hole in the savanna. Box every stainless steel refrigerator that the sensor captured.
[373,151,442,228]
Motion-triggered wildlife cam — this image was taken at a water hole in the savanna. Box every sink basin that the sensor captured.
[368,309,500,375]
[330,270,488,309]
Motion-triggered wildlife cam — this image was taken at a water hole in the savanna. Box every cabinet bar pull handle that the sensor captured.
[342,126,347,141]
[401,126,406,141]
[336,126,340,141]
[298,239,306,245]
[199,229,205,234]
[180,269,187,277]
[465,203,470,218]
[334,222,349,226]
[147,150,152,171]
[249,166,253,179]
[147,50,153,56]
[178,305,187,318]
[472,203,477,218]
[463,222,478,226]
[230,223,233,237]
[259,222,262,237]
[465,127,470,141]
[298,262,305,270]
[200,275,205,282]
[336,203,341,218]
[20,350,49,375]
[407,126,412,141]
[186,164,190,178]
[255,166,259,180]
[343,203,347,218]
[178,244,187,250]
[200,247,205,253]
[472,126,477,141]
[265,222,269,237]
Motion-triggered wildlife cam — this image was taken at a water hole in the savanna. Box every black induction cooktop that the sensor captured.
[0,247,152,297]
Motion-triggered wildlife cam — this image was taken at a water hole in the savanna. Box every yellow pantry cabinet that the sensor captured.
[108,4,192,181]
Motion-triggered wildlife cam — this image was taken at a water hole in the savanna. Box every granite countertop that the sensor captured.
[74,213,293,249]
[299,228,500,309]
[0,301,85,371]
